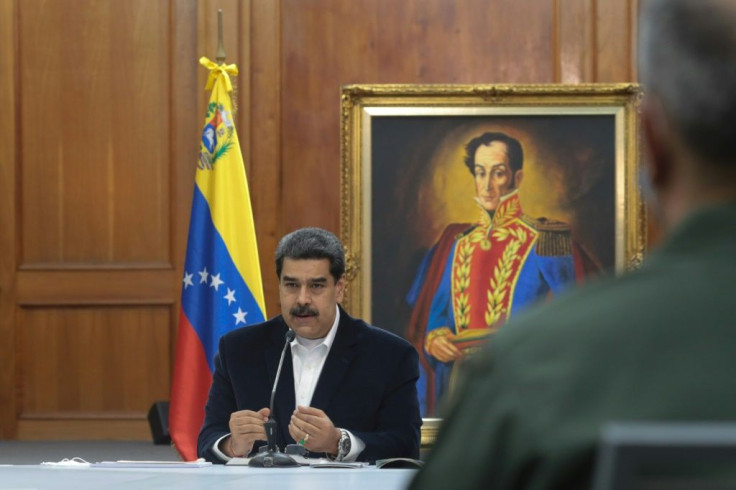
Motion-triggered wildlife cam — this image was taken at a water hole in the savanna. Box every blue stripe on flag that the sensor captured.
[181,185,266,371]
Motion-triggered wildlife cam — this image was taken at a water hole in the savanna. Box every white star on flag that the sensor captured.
[224,288,236,305]
[210,273,224,291]
[199,267,209,284]
[233,308,248,325]
[182,272,194,288]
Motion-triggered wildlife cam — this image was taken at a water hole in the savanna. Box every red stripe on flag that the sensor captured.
[169,310,212,461]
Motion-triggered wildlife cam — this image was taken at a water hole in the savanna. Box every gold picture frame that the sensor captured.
[340,84,645,416]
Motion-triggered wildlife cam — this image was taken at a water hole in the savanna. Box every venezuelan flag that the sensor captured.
[169,58,266,461]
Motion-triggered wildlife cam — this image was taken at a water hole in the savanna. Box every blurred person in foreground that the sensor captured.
[198,227,421,463]
[409,0,736,488]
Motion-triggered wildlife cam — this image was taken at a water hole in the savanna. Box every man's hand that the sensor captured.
[427,331,465,363]
[289,405,341,455]
[225,407,270,457]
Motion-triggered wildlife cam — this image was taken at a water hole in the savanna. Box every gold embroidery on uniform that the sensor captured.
[476,210,492,250]
[452,236,474,329]
[453,193,525,331]
[484,227,527,327]
[492,196,520,227]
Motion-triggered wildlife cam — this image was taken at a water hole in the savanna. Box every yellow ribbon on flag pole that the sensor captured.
[199,57,238,92]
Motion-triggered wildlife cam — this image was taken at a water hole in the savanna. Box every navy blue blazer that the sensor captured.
[198,306,422,463]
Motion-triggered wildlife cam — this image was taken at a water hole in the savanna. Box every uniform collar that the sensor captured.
[476,190,523,229]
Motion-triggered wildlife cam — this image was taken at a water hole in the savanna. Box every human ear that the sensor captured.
[513,170,524,188]
[335,275,346,303]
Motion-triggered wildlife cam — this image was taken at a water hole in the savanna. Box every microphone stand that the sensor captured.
[248,330,299,467]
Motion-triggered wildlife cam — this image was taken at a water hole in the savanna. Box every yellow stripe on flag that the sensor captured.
[194,57,266,315]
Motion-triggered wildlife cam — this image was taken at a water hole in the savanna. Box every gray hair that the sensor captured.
[275,227,345,282]
[638,0,736,167]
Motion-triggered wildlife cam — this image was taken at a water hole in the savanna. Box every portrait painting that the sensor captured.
[340,84,645,416]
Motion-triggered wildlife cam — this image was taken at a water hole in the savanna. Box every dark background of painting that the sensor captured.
[370,115,616,337]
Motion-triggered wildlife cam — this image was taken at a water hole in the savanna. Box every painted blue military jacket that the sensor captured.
[407,191,589,415]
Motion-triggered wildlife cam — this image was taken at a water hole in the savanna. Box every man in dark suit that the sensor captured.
[410,0,736,488]
[198,227,421,463]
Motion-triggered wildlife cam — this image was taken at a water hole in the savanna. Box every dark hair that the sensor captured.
[639,0,736,167]
[463,132,524,176]
[275,227,345,282]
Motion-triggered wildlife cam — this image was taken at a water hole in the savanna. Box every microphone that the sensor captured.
[270,329,296,416]
[248,329,299,467]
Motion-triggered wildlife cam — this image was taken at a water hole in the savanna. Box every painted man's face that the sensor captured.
[473,141,519,212]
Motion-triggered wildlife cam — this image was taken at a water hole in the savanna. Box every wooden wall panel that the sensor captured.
[17,270,175,306]
[596,0,636,82]
[281,0,558,236]
[558,0,595,83]
[17,305,169,440]
[19,306,170,416]
[1,0,188,439]
[0,0,18,439]
[248,0,282,311]
[19,0,170,265]
[171,0,200,380]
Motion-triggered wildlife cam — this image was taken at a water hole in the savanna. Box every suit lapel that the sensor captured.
[309,307,358,411]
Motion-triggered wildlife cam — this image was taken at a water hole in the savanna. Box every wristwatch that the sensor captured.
[336,429,351,461]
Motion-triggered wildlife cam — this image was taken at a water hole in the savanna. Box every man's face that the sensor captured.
[279,258,345,339]
[473,141,519,211]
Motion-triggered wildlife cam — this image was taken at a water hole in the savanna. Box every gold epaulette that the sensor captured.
[521,215,573,256]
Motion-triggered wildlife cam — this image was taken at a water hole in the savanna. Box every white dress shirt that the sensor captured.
[290,306,340,408]
[212,306,364,462]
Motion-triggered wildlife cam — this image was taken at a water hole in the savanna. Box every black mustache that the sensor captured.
[290,305,318,317]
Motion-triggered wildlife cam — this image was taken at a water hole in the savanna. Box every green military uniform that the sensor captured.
[409,202,736,490]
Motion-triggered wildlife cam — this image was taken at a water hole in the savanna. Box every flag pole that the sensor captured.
[216,9,226,64]
[169,9,267,460]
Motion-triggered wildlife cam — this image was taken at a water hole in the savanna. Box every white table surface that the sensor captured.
[0,464,418,490]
